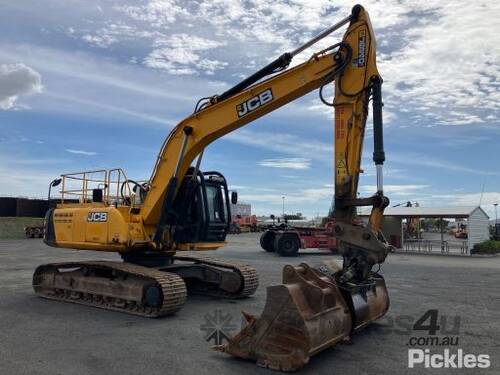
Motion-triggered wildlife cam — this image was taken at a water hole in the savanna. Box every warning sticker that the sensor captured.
[337,159,347,175]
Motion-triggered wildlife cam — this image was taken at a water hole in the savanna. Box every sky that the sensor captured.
[0,0,499,220]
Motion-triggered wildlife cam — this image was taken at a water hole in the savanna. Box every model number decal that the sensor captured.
[236,89,273,118]
[87,212,108,222]
[355,30,366,67]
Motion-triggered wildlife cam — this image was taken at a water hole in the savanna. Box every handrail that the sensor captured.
[57,168,141,207]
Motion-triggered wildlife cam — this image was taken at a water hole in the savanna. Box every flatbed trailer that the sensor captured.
[259,222,337,256]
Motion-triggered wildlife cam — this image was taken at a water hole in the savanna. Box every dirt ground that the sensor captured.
[0,233,498,375]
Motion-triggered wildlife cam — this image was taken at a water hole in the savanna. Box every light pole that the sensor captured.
[494,203,498,237]
[282,196,285,218]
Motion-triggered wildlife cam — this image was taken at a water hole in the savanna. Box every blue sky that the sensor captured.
[0,0,499,219]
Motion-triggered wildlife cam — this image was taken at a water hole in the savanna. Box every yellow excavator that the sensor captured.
[35,4,390,370]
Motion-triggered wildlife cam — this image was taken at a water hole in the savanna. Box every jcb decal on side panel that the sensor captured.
[87,212,108,222]
[236,89,273,118]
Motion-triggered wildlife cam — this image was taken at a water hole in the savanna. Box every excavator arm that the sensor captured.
[216,5,392,371]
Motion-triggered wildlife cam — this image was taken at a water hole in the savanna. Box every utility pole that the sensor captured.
[495,203,498,237]
[282,196,285,218]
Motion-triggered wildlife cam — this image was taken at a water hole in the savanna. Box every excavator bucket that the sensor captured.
[216,261,389,371]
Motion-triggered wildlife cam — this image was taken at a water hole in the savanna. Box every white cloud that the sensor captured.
[0,44,194,102]
[43,0,500,130]
[240,187,331,205]
[391,152,498,176]
[0,63,42,109]
[80,22,157,49]
[144,34,227,75]
[47,92,175,128]
[228,185,248,190]
[449,193,500,218]
[65,148,97,156]
[378,1,500,126]
[0,153,70,198]
[117,1,188,27]
[360,184,430,196]
[237,183,333,208]
[82,34,118,48]
[410,191,500,219]
[259,158,311,170]
[227,129,330,162]
[46,0,500,130]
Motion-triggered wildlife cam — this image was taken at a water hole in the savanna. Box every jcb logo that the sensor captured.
[236,89,273,118]
[87,212,108,222]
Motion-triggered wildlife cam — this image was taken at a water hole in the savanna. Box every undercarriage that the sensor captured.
[33,254,258,317]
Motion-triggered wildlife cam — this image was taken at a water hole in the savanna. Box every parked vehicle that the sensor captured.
[232,214,259,232]
[24,225,44,239]
[260,220,337,256]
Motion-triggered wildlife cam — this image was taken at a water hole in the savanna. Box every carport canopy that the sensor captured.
[358,206,490,254]
[360,206,479,219]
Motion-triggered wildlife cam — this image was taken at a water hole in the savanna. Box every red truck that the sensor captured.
[230,215,259,233]
[259,220,337,256]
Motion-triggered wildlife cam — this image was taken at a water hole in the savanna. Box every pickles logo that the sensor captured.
[409,349,490,369]
[236,89,273,118]
[87,212,108,222]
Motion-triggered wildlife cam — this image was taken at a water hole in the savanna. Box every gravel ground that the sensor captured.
[0,233,498,375]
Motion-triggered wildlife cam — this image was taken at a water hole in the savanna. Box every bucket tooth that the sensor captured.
[241,310,256,323]
[217,263,353,371]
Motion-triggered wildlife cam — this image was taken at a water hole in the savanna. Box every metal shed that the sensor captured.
[359,206,490,254]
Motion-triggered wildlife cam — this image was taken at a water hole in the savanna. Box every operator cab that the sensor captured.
[172,170,236,244]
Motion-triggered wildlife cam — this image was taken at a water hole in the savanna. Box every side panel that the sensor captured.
[72,209,86,242]
[53,208,75,242]
[50,206,133,252]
